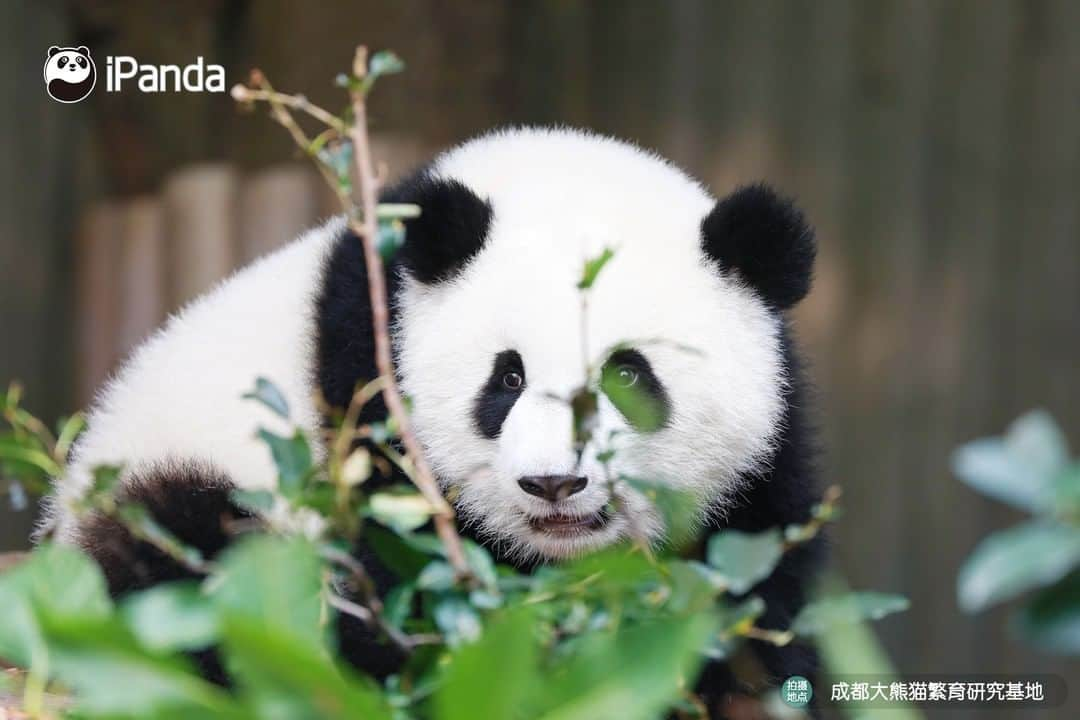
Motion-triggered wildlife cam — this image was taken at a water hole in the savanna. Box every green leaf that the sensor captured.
[115,503,207,571]
[36,613,241,717]
[952,410,1070,512]
[0,435,61,477]
[1054,463,1080,517]
[242,377,291,419]
[577,247,615,290]
[89,464,123,497]
[958,521,1080,612]
[433,596,482,647]
[376,203,421,220]
[663,560,723,615]
[0,544,111,668]
[213,535,325,650]
[533,613,713,720]
[365,525,437,579]
[369,491,435,534]
[368,50,406,79]
[622,478,699,548]
[383,583,415,629]
[257,427,313,497]
[599,365,668,433]
[706,596,766,659]
[706,529,784,594]
[417,561,458,592]
[230,488,275,514]
[436,608,538,720]
[1013,571,1080,654]
[121,581,219,652]
[792,591,909,635]
[223,615,391,720]
[462,540,498,589]
[377,219,407,261]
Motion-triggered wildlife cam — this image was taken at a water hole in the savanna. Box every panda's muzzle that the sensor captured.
[517,474,587,503]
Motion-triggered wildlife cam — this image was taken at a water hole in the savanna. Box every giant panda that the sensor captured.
[44,127,824,707]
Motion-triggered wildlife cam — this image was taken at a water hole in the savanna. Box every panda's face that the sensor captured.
[45,47,92,83]
[393,130,812,561]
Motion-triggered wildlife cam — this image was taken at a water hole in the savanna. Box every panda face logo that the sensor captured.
[44,46,96,103]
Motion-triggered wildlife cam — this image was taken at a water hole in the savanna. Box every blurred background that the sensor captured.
[2,0,1078,715]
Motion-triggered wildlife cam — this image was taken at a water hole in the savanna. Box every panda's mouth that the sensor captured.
[527,507,610,536]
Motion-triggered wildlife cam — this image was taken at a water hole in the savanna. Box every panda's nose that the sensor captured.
[518,475,588,502]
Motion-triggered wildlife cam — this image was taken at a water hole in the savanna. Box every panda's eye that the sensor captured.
[612,365,639,388]
[76,57,86,68]
[501,371,524,391]
[58,55,67,65]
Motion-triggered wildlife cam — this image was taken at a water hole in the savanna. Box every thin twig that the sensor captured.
[345,46,470,578]
[230,81,346,133]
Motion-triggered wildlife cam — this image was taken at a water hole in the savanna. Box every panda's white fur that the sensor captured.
[50,127,788,563]
[50,221,340,542]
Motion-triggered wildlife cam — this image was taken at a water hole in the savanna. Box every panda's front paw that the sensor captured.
[72,460,248,596]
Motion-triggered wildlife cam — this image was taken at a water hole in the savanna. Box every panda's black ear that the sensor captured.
[48,46,60,57]
[381,171,493,285]
[700,183,815,310]
[76,46,90,56]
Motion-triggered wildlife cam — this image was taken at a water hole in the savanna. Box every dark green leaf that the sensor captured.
[417,561,458,592]
[37,612,241,717]
[958,521,1080,612]
[213,535,325,650]
[0,543,111,668]
[230,489,275,514]
[366,525,437,579]
[223,615,391,720]
[242,377,291,419]
[256,428,313,498]
[368,50,406,79]
[433,596,481,647]
[1013,571,1080,654]
[792,592,910,635]
[377,219,407,261]
[532,613,713,720]
[383,583,415,629]
[122,581,219,652]
[706,529,784,594]
[952,410,1069,513]
[116,504,207,571]
[462,540,498,589]
[600,366,667,433]
[436,608,538,720]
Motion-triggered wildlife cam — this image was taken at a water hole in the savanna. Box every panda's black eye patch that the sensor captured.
[600,349,670,432]
[473,350,525,439]
[76,57,87,68]
[58,55,67,65]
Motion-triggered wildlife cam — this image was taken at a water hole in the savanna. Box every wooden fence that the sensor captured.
[73,137,431,405]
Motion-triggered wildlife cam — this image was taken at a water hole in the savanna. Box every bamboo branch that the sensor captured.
[344,46,470,578]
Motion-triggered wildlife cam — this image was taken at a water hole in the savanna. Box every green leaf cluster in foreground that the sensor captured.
[0,533,907,719]
[953,410,1080,655]
[0,373,910,718]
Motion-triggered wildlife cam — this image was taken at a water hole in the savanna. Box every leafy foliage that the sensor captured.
[954,410,1080,654]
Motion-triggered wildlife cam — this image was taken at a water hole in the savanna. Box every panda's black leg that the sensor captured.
[71,461,250,683]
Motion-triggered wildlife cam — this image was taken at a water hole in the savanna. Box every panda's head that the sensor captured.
[44,46,96,103]
[389,128,814,561]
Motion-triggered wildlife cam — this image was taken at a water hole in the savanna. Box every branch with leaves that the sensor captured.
[232,47,469,579]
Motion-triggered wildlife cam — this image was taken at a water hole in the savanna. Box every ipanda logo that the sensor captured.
[44,46,96,103]
[45,46,225,103]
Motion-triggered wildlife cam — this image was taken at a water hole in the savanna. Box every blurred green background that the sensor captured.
[2,1,1078,714]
